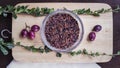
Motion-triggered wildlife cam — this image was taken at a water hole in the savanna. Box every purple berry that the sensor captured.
[20,29,28,38]
[28,31,35,40]
[88,32,96,41]
[92,25,102,32]
[31,25,40,32]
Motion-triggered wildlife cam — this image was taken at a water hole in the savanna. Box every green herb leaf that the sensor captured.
[0,45,8,55]
[95,8,104,13]
[69,51,76,56]
[31,48,39,52]
[90,53,95,57]
[34,7,40,16]
[76,50,81,55]
[44,46,52,53]
[16,42,21,45]
[49,8,54,13]
[95,52,100,56]
[12,12,17,19]
[15,5,28,13]
[56,52,62,57]
[85,8,91,14]
[0,38,4,42]
[92,12,100,16]
[39,47,44,53]
[6,5,15,12]
[4,43,14,49]
[82,49,88,54]
[117,51,120,55]
[113,5,120,12]
[0,6,3,15]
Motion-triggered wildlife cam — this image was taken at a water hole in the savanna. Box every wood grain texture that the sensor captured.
[12,3,113,63]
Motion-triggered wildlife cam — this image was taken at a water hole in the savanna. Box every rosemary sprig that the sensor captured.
[69,49,104,57]
[15,41,120,57]
[0,5,54,18]
[72,5,120,16]
[15,42,61,57]
[0,38,120,58]
[0,5,120,18]
[15,42,45,53]
[69,49,120,57]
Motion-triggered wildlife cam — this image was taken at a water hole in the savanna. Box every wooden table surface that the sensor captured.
[0,0,120,68]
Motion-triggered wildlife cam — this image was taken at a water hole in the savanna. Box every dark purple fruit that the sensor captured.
[92,25,102,32]
[88,32,96,41]
[28,31,35,40]
[31,25,40,32]
[20,29,28,38]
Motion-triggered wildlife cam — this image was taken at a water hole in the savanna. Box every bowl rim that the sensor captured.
[41,9,84,52]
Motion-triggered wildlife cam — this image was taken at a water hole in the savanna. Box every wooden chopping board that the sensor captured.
[12,3,113,63]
